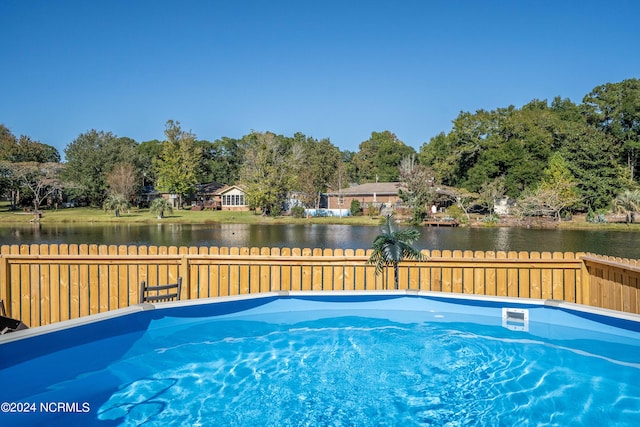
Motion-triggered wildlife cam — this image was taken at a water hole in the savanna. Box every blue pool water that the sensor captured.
[1,293,639,426]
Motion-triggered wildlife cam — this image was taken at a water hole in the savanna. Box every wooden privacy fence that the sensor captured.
[1,244,639,328]
[581,254,640,314]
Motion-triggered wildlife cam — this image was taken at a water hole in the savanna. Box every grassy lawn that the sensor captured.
[1,202,639,231]
[0,202,382,226]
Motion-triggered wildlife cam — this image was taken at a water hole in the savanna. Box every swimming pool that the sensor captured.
[1,291,639,426]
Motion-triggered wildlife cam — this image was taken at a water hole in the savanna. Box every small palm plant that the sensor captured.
[367,214,427,289]
[103,193,130,218]
[150,197,174,219]
[614,189,640,223]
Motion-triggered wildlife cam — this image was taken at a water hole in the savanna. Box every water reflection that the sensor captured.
[0,224,638,259]
[493,227,510,252]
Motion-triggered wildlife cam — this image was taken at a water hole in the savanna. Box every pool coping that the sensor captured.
[2,290,640,345]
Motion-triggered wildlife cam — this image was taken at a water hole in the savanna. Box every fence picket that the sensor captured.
[2,245,639,327]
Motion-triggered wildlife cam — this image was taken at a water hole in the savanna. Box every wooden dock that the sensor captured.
[423,218,459,227]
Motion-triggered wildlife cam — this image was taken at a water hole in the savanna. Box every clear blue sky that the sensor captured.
[2,0,639,159]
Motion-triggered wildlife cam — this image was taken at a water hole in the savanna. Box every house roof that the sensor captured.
[196,182,225,194]
[326,182,404,196]
[214,184,246,196]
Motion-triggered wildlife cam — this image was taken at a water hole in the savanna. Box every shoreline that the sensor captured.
[0,207,638,232]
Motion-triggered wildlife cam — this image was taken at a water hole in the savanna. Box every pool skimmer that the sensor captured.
[502,307,529,331]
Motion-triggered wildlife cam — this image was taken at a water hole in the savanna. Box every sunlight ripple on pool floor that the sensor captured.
[96,315,640,426]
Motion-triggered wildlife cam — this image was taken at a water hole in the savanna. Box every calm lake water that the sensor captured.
[0,223,638,259]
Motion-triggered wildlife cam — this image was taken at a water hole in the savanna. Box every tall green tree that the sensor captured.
[420,109,506,188]
[63,130,138,206]
[419,132,460,185]
[240,131,300,215]
[463,102,562,196]
[10,162,64,211]
[367,214,426,290]
[550,96,584,123]
[339,150,358,186]
[197,136,245,184]
[398,154,435,223]
[560,125,627,211]
[12,135,60,163]
[138,139,163,187]
[539,153,580,204]
[292,133,341,208]
[353,131,416,182]
[0,125,19,163]
[0,125,60,163]
[419,100,585,199]
[153,120,202,208]
[515,154,580,221]
[0,161,12,206]
[583,79,640,181]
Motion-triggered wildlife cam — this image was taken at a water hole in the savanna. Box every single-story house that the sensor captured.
[325,181,461,215]
[192,182,225,210]
[214,185,249,211]
[325,182,405,210]
[137,185,160,208]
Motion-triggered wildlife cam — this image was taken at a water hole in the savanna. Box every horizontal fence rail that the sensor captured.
[1,244,638,328]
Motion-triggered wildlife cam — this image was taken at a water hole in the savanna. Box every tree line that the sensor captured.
[1,78,639,220]
[419,78,640,221]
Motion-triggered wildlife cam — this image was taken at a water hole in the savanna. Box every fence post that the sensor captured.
[0,254,9,316]
[579,256,590,306]
[180,254,190,301]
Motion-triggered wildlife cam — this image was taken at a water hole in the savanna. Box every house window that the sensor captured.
[223,194,245,206]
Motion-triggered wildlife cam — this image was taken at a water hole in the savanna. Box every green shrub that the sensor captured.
[586,208,608,223]
[445,205,465,222]
[291,206,306,218]
[350,200,361,216]
[367,204,380,217]
[482,213,500,224]
[408,206,428,225]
